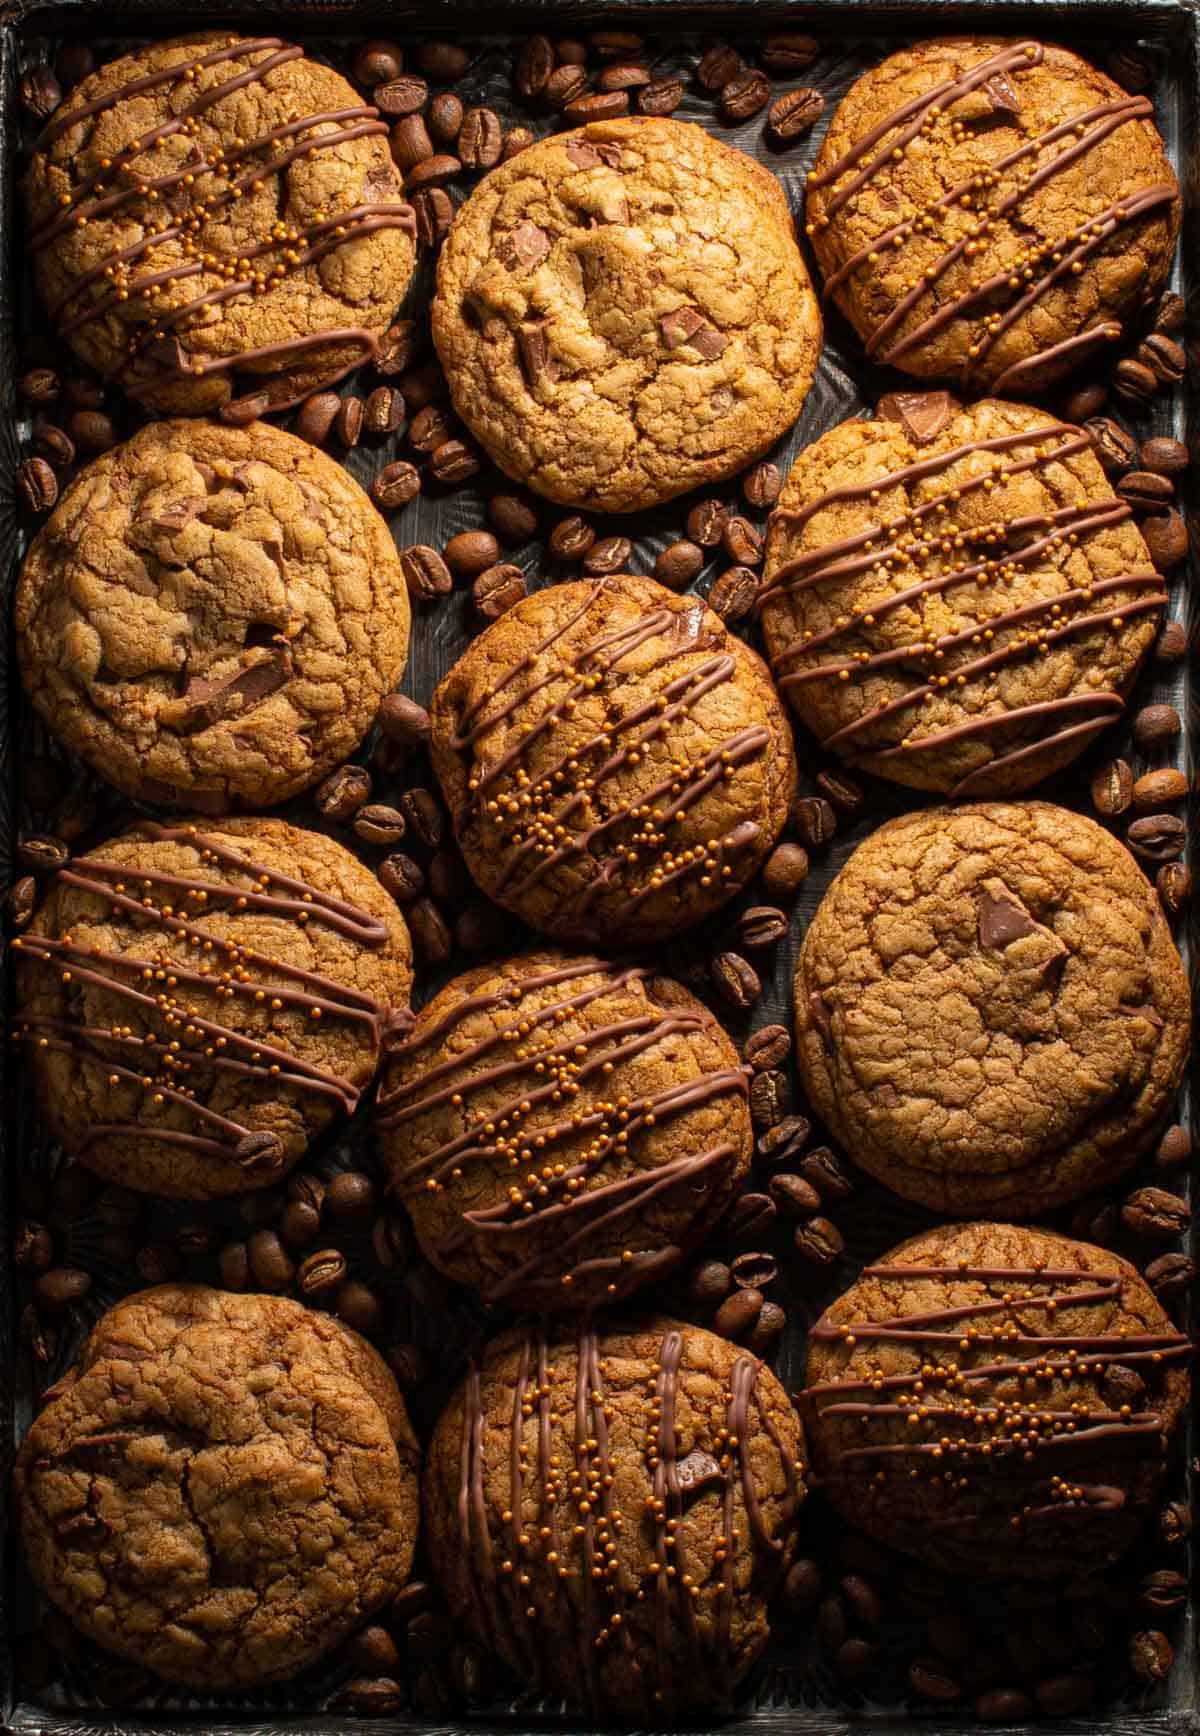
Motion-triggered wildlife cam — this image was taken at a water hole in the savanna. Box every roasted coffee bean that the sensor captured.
[545,63,589,107]
[418,40,470,80]
[451,1639,492,1703]
[794,1216,844,1265]
[816,768,865,816]
[455,901,508,953]
[334,396,364,448]
[638,75,685,115]
[1063,382,1108,421]
[792,795,837,848]
[762,841,809,896]
[909,1657,963,1701]
[400,358,450,410]
[1138,332,1186,384]
[687,1258,732,1306]
[52,789,97,844]
[443,529,499,577]
[770,1171,822,1217]
[749,1069,788,1130]
[654,539,705,590]
[975,1689,1033,1724]
[1156,1123,1191,1169]
[377,692,431,749]
[327,1171,376,1223]
[728,1192,776,1244]
[1159,1499,1192,1547]
[410,896,453,965]
[721,68,771,121]
[739,905,787,948]
[474,563,527,619]
[708,565,759,621]
[564,90,630,121]
[714,1285,762,1340]
[386,1341,427,1388]
[756,1115,811,1166]
[1129,1630,1173,1684]
[1084,416,1137,473]
[743,1023,790,1070]
[7,875,36,931]
[747,1299,787,1355]
[364,385,405,437]
[1126,811,1186,863]
[1140,1570,1188,1616]
[1140,435,1189,477]
[503,125,535,160]
[589,28,643,58]
[721,514,762,564]
[1107,46,1154,91]
[217,1240,250,1290]
[174,1223,211,1262]
[1134,703,1181,748]
[402,545,453,601]
[835,1637,877,1681]
[31,418,74,465]
[741,460,782,508]
[768,86,826,139]
[353,803,408,847]
[372,1213,414,1270]
[1142,508,1189,568]
[279,1199,322,1251]
[336,1280,382,1334]
[372,460,421,510]
[34,1267,92,1311]
[709,950,761,1008]
[403,1599,449,1650]
[375,320,417,377]
[374,74,429,117]
[18,457,58,514]
[458,106,503,168]
[14,1221,54,1273]
[1143,1251,1195,1300]
[64,374,105,409]
[246,1229,294,1292]
[20,65,61,119]
[549,514,595,560]
[294,390,341,445]
[427,92,464,145]
[817,1592,848,1650]
[583,534,632,575]
[340,1676,404,1716]
[18,367,60,404]
[18,833,69,873]
[354,40,404,85]
[515,34,554,97]
[761,33,820,73]
[687,498,729,547]
[697,43,743,92]
[1091,757,1132,817]
[408,404,456,452]
[1121,1186,1190,1238]
[67,408,115,454]
[730,1249,777,1291]
[315,763,372,821]
[348,1625,401,1675]
[1117,468,1174,512]
[1133,767,1188,809]
[400,787,446,848]
[841,1574,883,1627]
[405,153,462,195]
[297,1248,348,1297]
[1112,356,1160,407]
[135,1241,183,1285]
[488,490,539,545]
[412,186,454,245]
[783,1557,823,1611]
[1154,290,1185,333]
[379,852,425,903]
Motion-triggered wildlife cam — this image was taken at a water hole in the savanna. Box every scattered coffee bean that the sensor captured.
[1126,811,1186,863]
[7,875,36,930]
[364,385,405,437]
[288,1172,327,1214]
[1112,356,1160,408]
[375,321,417,376]
[374,74,429,117]
[327,1172,376,1223]
[697,43,743,91]
[458,106,503,168]
[721,67,772,121]
[731,1249,777,1291]
[1084,416,1137,474]
[503,126,536,160]
[749,1069,789,1130]
[1143,1251,1195,1302]
[31,418,74,466]
[708,565,759,621]
[417,91,459,146]
[747,1299,787,1355]
[761,33,820,73]
[379,852,425,903]
[818,1592,848,1650]
[21,64,61,119]
[1091,757,1132,817]
[64,375,105,409]
[1154,291,1185,333]
[405,152,462,196]
[222,392,271,428]
[687,1258,732,1307]
[589,28,643,59]
[1133,767,1188,809]
[294,390,342,444]
[340,1677,404,1716]
[1155,1122,1191,1170]
[34,1267,92,1311]
[768,86,826,139]
[762,841,809,896]
[14,1221,54,1273]
[354,40,404,85]
[744,1023,790,1070]
[738,905,787,949]
[515,34,554,98]
[842,1574,883,1627]
[335,396,364,447]
[400,787,445,849]
[353,803,408,847]
[246,1229,294,1292]
[18,833,69,874]
[443,529,500,577]
[409,403,457,451]
[909,1657,963,1701]
[377,693,431,749]
[1140,1570,1188,1616]
[1117,468,1174,512]
[638,76,685,116]
[400,545,453,602]
[488,490,539,545]
[709,950,761,1009]
[793,795,837,847]
[337,1279,383,1334]
[135,1241,183,1285]
[217,1240,250,1290]
[583,534,633,575]
[372,1213,413,1270]
[297,1248,348,1297]
[315,763,372,821]
[564,90,631,121]
[975,1689,1033,1724]
[1140,435,1189,476]
[1133,703,1182,750]
[1138,332,1186,384]
[412,186,454,245]
[18,457,58,514]
[1129,1630,1173,1684]
[783,1557,823,1611]
[721,515,762,565]
[654,539,705,590]
[816,768,865,816]
[473,563,527,619]
[279,1199,322,1251]
[1159,1499,1192,1547]
[836,1637,879,1681]
[410,896,453,964]
[545,63,589,108]
[1063,382,1108,422]
[18,367,60,405]
[793,1216,844,1265]
[549,514,595,560]
[1142,507,1189,568]
[742,461,782,507]
[372,460,422,510]
[756,1114,811,1166]
[1101,1362,1146,1408]
[714,1285,763,1340]
[1121,1186,1190,1238]
[418,40,470,81]
[770,1171,822,1217]
[404,362,450,409]
[687,498,729,547]
[348,1624,401,1676]
[728,1191,776,1241]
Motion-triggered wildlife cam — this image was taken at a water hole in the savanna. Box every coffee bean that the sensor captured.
[1142,508,1189,568]
[599,61,650,91]
[1154,291,1185,333]
[1126,811,1186,863]
[135,1241,183,1285]
[738,905,787,948]
[583,534,632,576]
[418,40,470,81]
[502,126,535,160]
[975,1689,1033,1724]
[18,833,69,873]
[354,40,404,85]
[546,63,589,107]
[714,1285,762,1340]
[18,457,58,514]
[409,404,457,452]
[697,43,743,92]
[31,418,74,466]
[761,33,820,73]
[1091,757,1132,817]
[515,34,554,97]
[762,841,809,896]
[743,1023,790,1070]
[372,1211,414,1270]
[1117,468,1175,512]
[770,1171,822,1217]
[783,1557,823,1611]
[14,1221,54,1273]
[756,1115,811,1167]
[687,1258,732,1306]
[816,768,865,816]
[353,803,407,847]
[721,515,762,565]
[315,764,373,821]
[842,1574,883,1626]
[7,875,36,931]
[405,153,462,196]
[379,852,425,903]
[687,498,729,547]
[34,1267,92,1311]
[414,91,458,146]
[443,530,499,578]
[549,515,595,560]
[1156,1123,1191,1169]
[374,74,429,116]
[768,86,826,139]
[708,565,759,621]
[400,787,446,848]
[742,461,782,508]
[21,65,62,119]
[401,545,453,603]
[1101,1362,1146,1408]
[334,396,364,448]
[1143,1251,1195,1300]
[1138,332,1186,384]
[372,461,421,510]
[747,1299,787,1355]
[794,1216,844,1265]
[336,1280,382,1334]
[327,1172,376,1223]
[1140,435,1189,476]
[18,367,60,405]
[1160,1499,1192,1547]
[728,1191,775,1242]
[410,897,453,965]
[279,1199,322,1251]
[293,390,341,445]
[245,1229,293,1292]
[1129,1630,1173,1684]
[721,68,771,121]
[377,693,431,749]
[488,490,539,545]
[340,1676,404,1716]
[347,1624,401,1675]
[215,1239,249,1290]
[1107,46,1154,91]
[1063,382,1108,421]
[390,1580,437,1629]
[474,563,527,619]
[458,106,503,169]
[1112,356,1159,407]
[709,950,761,1009]
[589,28,643,58]
[297,1248,348,1297]
[1133,767,1188,809]
[654,539,705,590]
[1139,1570,1188,1616]
[909,1657,963,1701]
[793,795,837,847]
[455,901,508,953]
[564,91,630,121]
[413,186,454,246]
[1084,416,1137,474]
[364,385,405,437]
[64,374,104,409]
[817,1592,848,1650]
[749,1069,789,1130]
[730,1250,777,1292]
[638,75,685,116]
[1121,1186,1190,1238]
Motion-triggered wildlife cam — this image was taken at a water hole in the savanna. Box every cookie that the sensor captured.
[806,38,1179,390]
[12,817,412,1198]
[795,802,1189,1216]
[432,116,821,512]
[429,576,797,945]
[16,419,411,811]
[424,1318,805,1718]
[14,1285,418,1689]
[799,1222,1190,1578]
[759,395,1166,795]
[378,952,751,1309]
[24,32,416,413]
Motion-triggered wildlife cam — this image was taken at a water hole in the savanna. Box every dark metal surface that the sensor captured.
[0,2,1195,1733]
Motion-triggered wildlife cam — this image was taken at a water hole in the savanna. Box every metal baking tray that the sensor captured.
[0,2,1194,1733]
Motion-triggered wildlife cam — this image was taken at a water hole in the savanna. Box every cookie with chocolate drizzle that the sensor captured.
[800,1221,1191,1578]
[12,817,412,1197]
[796,801,1190,1216]
[24,32,416,413]
[429,576,797,945]
[806,38,1178,390]
[759,395,1165,795]
[16,418,411,811]
[424,1318,805,1718]
[377,952,752,1309]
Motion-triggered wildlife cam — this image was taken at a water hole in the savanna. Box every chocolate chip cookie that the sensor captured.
[16,419,411,811]
[424,1318,805,1718]
[13,817,412,1198]
[25,32,416,413]
[800,1221,1190,1578]
[807,39,1179,390]
[432,117,821,512]
[15,1285,419,1689]
[429,576,797,945]
[796,802,1189,1215]
[378,952,751,1309]
[759,395,1166,795]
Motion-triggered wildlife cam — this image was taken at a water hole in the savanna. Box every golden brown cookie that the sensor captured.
[24,32,416,413]
[13,817,412,1198]
[799,1222,1190,1578]
[429,575,797,945]
[806,39,1178,390]
[432,117,821,512]
[15,419,411,811]
[795,802,1190,1216]
[377,951,751,1309]
[14,1286,418,1689]
[424,1318,805,1718]
[759,396,1165,795]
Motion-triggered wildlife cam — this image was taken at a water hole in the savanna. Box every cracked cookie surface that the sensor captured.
[24,31,416,414]
[806,38,1178,391]
[432,117,821,513]
[759,396,1165,795]
[795,802,1189,1215]
[800,1222,1190,1578]
[14,816,412,1198]
[429,575,797,946]
[424,1317,804,1719]
[16,419,411,811]
[378,951,751,1310]
[15,1286,418,1689]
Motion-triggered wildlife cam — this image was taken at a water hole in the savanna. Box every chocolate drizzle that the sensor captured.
[12,823,396,1172]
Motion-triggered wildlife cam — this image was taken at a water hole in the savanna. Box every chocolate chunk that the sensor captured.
[660,307,726,358]
[878,390,956,444]
[808,991,833,1047]
[984,71,1021,112]
[135,497,204,534]
[503,220,551,271]
[977,890,1038,949]
[171,647,293,734]
[517,323,557,388]
[674,1448,723,1494]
